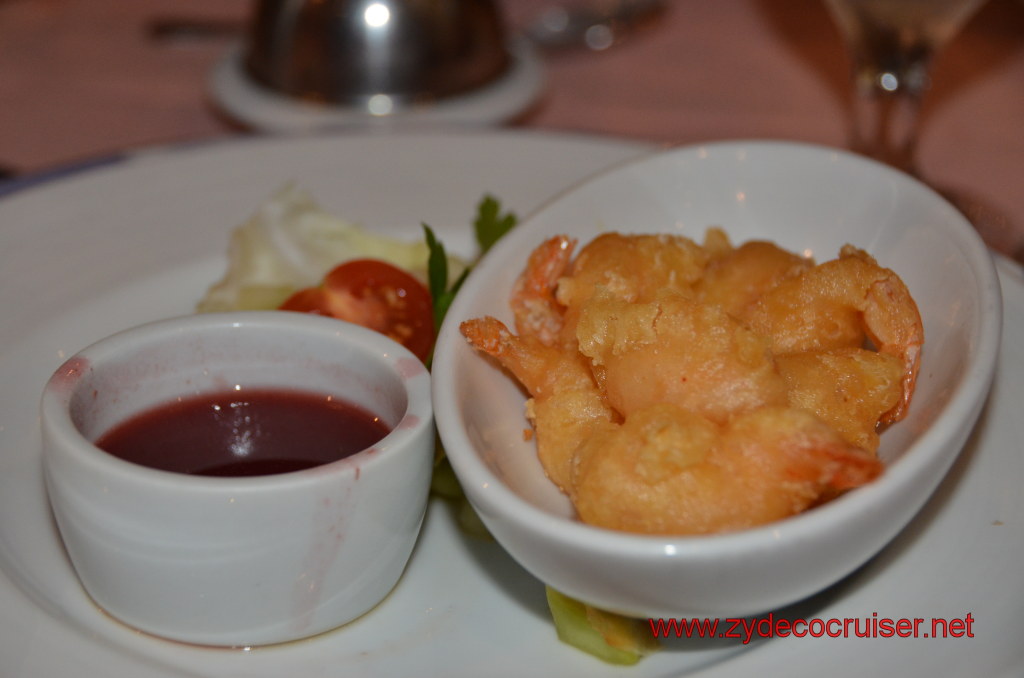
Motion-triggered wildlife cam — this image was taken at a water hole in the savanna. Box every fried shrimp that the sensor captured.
[575,290,789,424]
[571,404,883,535]
[460,315,613,492]
[555,232,713,346]
[460,230,922,537]
[696,239,814,319]
[745,246,923,422]
[776,348,903,452]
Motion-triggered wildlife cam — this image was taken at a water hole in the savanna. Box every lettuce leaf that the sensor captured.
[197,184,465,313]
[546,588,659,665]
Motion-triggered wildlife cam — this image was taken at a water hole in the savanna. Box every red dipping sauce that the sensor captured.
[95,388,391,477]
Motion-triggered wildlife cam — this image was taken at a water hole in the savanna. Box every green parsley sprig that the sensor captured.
[423,194,518,333]
[473,194,518,253]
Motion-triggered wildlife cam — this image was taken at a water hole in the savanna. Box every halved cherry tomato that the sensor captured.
[279,259,434,362]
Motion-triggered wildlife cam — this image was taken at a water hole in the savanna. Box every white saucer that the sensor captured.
[207,39,545,133]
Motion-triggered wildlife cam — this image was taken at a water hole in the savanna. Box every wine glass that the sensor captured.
[823,0,987,174]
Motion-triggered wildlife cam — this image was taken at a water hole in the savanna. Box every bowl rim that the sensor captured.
[433,138,1003,558]
[41,310,434,493]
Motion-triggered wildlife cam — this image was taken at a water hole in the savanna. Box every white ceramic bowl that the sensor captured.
[41,311,434,646]
[432,140,1002,619]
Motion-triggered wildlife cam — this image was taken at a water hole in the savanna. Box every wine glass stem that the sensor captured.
[847,57,932,175]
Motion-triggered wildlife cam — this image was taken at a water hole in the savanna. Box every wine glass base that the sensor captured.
[936,184,1024,264]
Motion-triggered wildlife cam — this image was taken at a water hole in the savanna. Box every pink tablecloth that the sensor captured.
[2,0,1022,256]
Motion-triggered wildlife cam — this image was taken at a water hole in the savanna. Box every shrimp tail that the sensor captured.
[460,316,554,398]
[510,235,576,344]
[823,445,884,490]
[863,273,923,423]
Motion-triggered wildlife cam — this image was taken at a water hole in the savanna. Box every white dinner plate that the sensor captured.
[0,130,1021,677]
